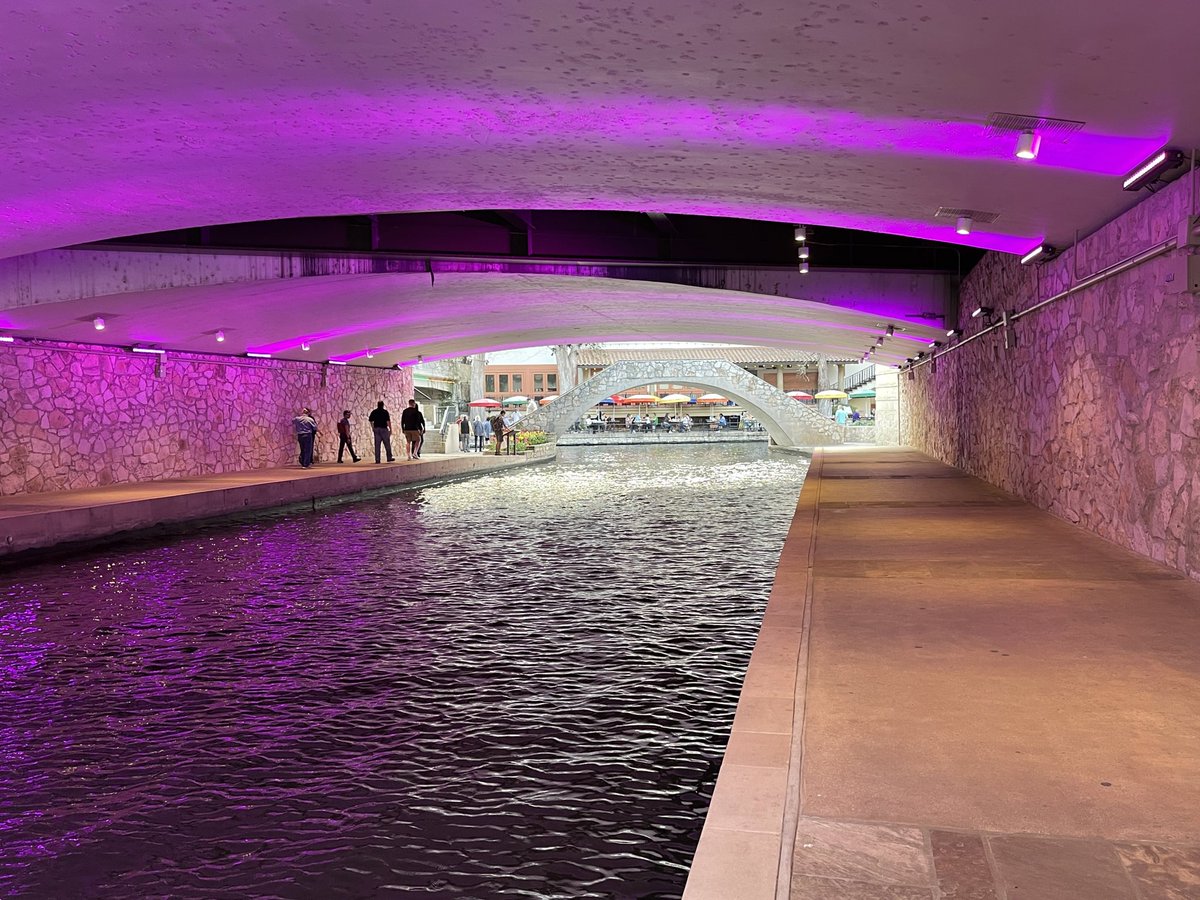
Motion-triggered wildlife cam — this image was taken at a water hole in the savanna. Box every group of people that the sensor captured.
[454,410,519,455]
[291,399,427,468]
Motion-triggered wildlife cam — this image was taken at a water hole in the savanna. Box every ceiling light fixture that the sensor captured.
[886,325,895,337]
[327,359,347,366]
[1020,244,1059,265]
[956,216,973,236]
[1122,148,1184,191]
[0,335,13,343]
[131,346,165,355]
[246,352,272,359]
[365,349,375,359]
[799,261,809,274]
[798,245,810,260]
[93,316,105,331]
[215,330,225,343]
[794,225,807,242]
[928,340,943,349]
[1015,130,1041,160]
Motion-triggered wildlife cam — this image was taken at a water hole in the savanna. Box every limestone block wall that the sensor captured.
[901,171,1200,579]
[0,341,412,495]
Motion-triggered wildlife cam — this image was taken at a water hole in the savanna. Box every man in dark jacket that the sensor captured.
[292,407,318,468]
[400,399,426,460]
[368,401,395,464]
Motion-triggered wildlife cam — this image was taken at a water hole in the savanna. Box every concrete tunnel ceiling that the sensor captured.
[0,272,945,368]
[3,0,1200,361]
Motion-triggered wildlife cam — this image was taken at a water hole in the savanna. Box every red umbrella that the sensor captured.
[786,391,814,400]
[469,397,501,407]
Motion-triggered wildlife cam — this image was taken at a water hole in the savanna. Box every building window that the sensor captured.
[485,374,495,392]
[548,373,557,390]
[534,374,544,391]
[499,374,509,392]
[512,374,522,391]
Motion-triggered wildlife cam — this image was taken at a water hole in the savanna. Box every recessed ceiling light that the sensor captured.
[93,316,105,331]
[215,330,225,342]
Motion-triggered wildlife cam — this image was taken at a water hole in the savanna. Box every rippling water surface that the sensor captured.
[0,444,807,899]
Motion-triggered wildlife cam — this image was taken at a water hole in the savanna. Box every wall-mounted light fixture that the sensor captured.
[246,352,272,359]
[1122,148,1184,191]
[301,342,311,352]
[327,359,347,366]
[971,306,995,319]
[0,335,14,343]
[946,328,963,339]
[131,346,165,355]
[1015,130,1041,160]
[928,340,942,349]
[1020,244,1059,265]
[365,349,375,359]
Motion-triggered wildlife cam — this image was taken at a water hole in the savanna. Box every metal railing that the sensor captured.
[838,365,876,393]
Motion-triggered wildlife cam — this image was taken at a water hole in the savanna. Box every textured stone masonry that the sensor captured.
[0,341,412,495]
[901,170,1200,580]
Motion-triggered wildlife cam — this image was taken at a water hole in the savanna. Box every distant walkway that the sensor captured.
[0,449,551,560]
[558,431,769,446]
[686,446,1200,900]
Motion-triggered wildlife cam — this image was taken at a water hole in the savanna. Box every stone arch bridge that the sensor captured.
[514,359,856,449]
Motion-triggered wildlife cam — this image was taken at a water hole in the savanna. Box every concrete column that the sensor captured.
[470,353,487,400]
[775,367,784,389]
[553,344,577,392]
[816,356,837,418]
[873,370,900,445]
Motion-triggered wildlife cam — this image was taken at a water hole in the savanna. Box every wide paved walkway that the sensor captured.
[0,449,546,560]
[686,447,1200,900]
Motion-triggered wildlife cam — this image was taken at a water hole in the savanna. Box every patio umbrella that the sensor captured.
[786,390,814,400]
[659,393,690,404]
[621,394,660,403]
[849,389,877,399]
[503,395,529,405]
[696,393,727,403]
[469,397,501,407]
[596,397,616,405]
[539,395,559,405]
[814,389,849,400]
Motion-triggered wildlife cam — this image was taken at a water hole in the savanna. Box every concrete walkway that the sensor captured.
[685,447,1200,900]
[0,449,548,560]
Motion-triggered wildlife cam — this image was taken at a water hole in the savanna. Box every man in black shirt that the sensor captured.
[400,399,426,460]
[368,401,395,463]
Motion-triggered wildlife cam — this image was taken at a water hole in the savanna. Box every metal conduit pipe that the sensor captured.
[910,236,1179,370]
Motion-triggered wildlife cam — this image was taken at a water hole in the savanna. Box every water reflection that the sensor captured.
[0,444,807,899]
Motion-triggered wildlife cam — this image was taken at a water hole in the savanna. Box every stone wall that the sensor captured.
[901,170,1200,579]
[1,341,412,494]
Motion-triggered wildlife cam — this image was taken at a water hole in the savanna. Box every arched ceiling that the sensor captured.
[3,0,1199,262]
[0,272,943,367]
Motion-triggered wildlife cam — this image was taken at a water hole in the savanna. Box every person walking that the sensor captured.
[292,407,318,468]
[473,415,488,452]
[336,410,360,463]
[458,415,471,452]
[400,399,426,460]
[368,400,395,463]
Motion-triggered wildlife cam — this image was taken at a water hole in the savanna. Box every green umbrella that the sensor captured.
[848,389,877,399]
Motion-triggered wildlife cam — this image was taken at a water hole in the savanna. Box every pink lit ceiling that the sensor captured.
[2,0,1198,262]
[0,272,944,367]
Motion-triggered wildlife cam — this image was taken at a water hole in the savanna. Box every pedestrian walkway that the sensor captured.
[685,446,1200,899]
[0,450,551,560]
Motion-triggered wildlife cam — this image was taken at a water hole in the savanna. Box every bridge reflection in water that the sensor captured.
[0,443,807,898]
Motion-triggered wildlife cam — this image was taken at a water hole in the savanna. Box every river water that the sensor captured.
[0,444,807,899]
